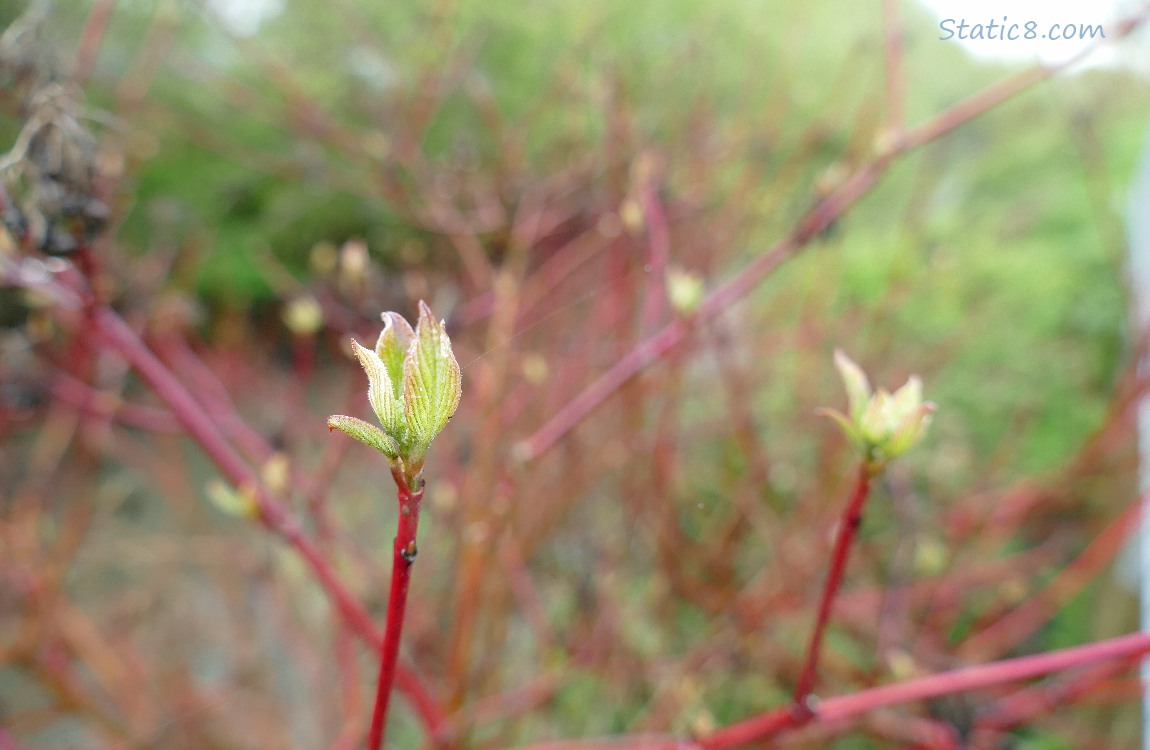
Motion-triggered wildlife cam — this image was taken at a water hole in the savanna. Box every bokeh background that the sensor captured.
[3,0,1150,748]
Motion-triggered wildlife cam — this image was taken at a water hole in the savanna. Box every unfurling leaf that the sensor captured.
[327,414,400,460]
[352,339,405,442]
[404,300,462,458]
[376,312,415,395]
[833,349,871,423]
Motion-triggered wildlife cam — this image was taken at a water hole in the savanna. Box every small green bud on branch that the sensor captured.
[817,349,934,471]
[666,266,704,315]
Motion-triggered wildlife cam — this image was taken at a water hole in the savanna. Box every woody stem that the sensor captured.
[367,469,425,750]
[793,462,874,706]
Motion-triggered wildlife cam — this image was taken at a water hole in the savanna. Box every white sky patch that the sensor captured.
[915,0,1149,73]
[207,0,284,37]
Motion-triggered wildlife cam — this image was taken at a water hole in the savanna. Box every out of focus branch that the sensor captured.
[515,5,1150,462]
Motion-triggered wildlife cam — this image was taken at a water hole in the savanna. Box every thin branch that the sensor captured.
[700,631,1150,749]
[72,0,119,85]
[514,6,1150,463]
[367,470,426,750]
[959,489,1147,660]
[89,305,448,737]
[880,0,905,133]
[794,463,874,704]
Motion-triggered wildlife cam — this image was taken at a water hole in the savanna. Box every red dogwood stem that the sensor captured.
[89,306,447,736]
[701,631,1150,749]
[794,463,873,704]
[368,470,425,750]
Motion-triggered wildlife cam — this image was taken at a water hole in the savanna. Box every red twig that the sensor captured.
[794,463,874,704]
[880,0,905,133]
[367,469,426,750]
[700,631,1150,749]
[513,9,1150,463]
[49,374,180,434]
[152,335,275,466]
[975,660,1131,732]
[89,305,448,737]
[959,489,1148,660]
[638,156,670,334]
[72,0,118,85]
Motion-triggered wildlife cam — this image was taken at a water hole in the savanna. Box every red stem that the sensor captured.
[701,631,1150,750]
[88,305,447,736]
[72,0,118,85]
[511,629,1150,750]
[639,169,670,334]
[880,0,905,133]
[794,463,873,704]
[368,470,425,750]
[958,488,1146,660]
[975,660,1129,732]
[49,374,180,434]
[513,10,1150,464]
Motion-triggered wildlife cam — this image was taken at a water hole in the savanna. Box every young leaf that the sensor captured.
[403,301,462,455]
[352,339,406,442]
[833,349,871,422]
[376,312,415,398]
[327,414,400,459]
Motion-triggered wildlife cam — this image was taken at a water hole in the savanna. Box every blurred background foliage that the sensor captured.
[10,0,1142,474]
[4,0,1150,747]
